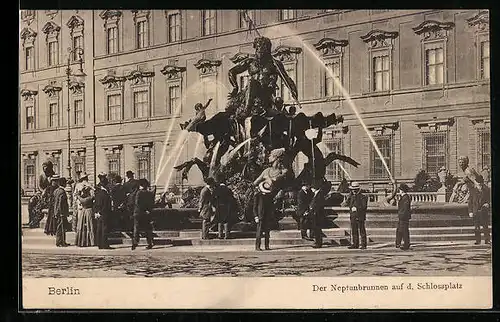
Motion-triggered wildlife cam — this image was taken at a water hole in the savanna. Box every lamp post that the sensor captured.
[64,47,86,214]
[65,46,86,184]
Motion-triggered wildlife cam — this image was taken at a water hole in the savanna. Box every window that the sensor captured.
[107,26,118,54]
[477,130,490,170]
[133,90,149,118]
[25,46,34,70]
[74,99,84,125]
[325,59,341,97]
[425,47,444,85]
[239,10,254,29]
[280,65,295,101]
[108,158,120,176]
[137,156,151,182]
[168,85,180,115]
[21,10,35,20]
[25,163,36,189]
[26,105,35,130]
[107,94,121,121]
[202,10,216,36]
[280,9,295,21]
[49,103,58,127]
[480,41,490,80]
[324,137,343,181]
[50,155,61,175]
[373,55,390,91]
[168,13,181,42]
[370,136,392,178]
[72,35,83,60]
[48,40,58,66]
[73,158,85,176]
[423,132,447,176]
[136,20,148,49]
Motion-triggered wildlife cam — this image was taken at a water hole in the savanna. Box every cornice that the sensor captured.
[271,45,303,62]
[194,58,222,75]
[361,29,399,47]
[160,65,186,80]
[313,38,348,56]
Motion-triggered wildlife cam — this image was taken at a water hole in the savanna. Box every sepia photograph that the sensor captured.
[19,9,492,309]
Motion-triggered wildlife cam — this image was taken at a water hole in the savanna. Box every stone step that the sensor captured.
[330,218,476,228]
[366,234,480,243]
[190,237,350,247]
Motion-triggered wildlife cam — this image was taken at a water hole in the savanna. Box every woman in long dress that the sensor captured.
[75,185,96,247]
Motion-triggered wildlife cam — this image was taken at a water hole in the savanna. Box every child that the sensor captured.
[180,98,212,131]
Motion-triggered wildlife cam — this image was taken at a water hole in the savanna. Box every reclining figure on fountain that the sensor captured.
[174,36,361,221]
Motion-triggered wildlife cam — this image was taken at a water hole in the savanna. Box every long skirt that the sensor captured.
[75,208,96,247]
[44,208,57,236]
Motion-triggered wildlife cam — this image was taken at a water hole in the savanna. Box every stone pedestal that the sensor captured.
[437,185,447,202]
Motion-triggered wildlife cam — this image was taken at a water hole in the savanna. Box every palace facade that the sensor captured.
[20,9,490,195]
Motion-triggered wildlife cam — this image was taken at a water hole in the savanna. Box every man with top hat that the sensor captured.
[51,175,70,247]
[123,170,139,231]
[309,178,332,248]
[94,172,113,249]
[132,178,155,250]
[345,182,368,249]
[396,183,412,250]
[296,180,313,240]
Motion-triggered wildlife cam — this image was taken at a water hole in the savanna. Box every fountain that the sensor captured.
[172,34,360,223]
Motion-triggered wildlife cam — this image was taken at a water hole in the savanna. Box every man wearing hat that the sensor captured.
[475,176,491,245]
[199,177,216,239]
[296,180,313,240]
[94,173,113,249]
[132,178,155,250]
[396,183,412,250]
[345,182,368,249]
[123,170,139,230]
[51,175,70,247]
[309,179,332,248]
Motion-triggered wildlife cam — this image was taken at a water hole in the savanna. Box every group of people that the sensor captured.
[198,175,238,240]
[31,160,157,250]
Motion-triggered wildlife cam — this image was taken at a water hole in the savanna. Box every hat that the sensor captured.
[139,178,150,188]
[349,182,360,190]
[258,180,272,194]
[126,170,134,177]
[205,177,216,186]
[50,174,60,181]
[399,183,410,193]
[97,172,107,179]
[78,172,89,181]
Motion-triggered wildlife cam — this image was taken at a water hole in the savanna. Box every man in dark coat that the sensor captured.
[52,176,70,247]
[213,174,237,239]
[309,179,331,248]
[123,170,140,232]
[94,173,113,249]
[110,175,126,231]
[132,179,155,250]
[396,183,412,250]
[475,176,491,245]
[345,182,368,249]
[296,181,313,240]
[198,177,216,239]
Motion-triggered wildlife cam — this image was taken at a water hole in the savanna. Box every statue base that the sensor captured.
[437,185,447,202]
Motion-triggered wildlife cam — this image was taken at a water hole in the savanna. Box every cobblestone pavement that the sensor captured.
[22,247,491,278]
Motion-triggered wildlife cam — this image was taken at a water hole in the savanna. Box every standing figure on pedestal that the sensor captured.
[94,173,112,249]
[252,148,289,251]
[458,156,483,225]
[345,182,368,249]
[51,176,70,247]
